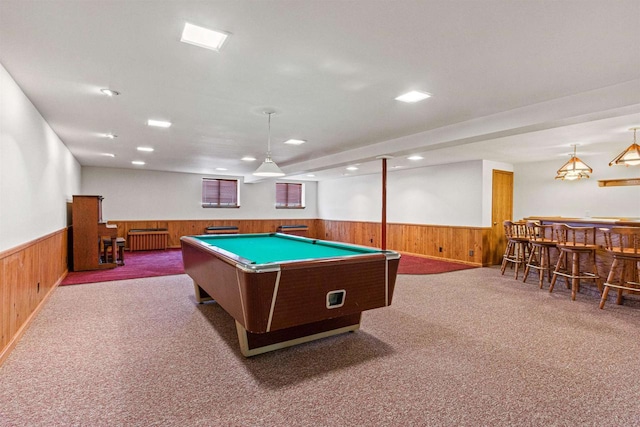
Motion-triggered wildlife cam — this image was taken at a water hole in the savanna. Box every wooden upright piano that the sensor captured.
[71,195,118,271]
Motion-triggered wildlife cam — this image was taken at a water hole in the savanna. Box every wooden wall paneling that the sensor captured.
[1,255,9,351]
[321,220,488,265]
[1,229,69,366]
[107,219,488,264]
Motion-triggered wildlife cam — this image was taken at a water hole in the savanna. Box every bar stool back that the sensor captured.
[599,227,640,309]
[549,224,601,300]
[500,220,529,279]
[523,221,557,288]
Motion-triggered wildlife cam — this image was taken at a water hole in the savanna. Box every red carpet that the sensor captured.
[61,249,185,285]
[61,249,477,285]
[397,254,477,275]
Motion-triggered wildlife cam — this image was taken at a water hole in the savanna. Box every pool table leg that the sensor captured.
[235,314,361,357]
[193,280,213,303]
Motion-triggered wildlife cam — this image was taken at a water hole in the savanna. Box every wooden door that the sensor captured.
[490,170,514,265]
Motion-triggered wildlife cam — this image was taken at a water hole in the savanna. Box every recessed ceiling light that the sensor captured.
[284,139,306,145]
[395,90,432,103]
[408,155,423,160]
[346,166,359,171]
[241,156,256,162]
[132,161,145,165]
[100,88,120,97]
[215,167,228,171]
[180,22,229,52]
[306,174,316,177]
[148,119,171,128]
[101,153,116,157]
[103,133,117,139]
[137,147,154,152]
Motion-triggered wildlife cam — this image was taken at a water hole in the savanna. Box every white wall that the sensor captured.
[0,63,81,252]
[514,153,640,220]
[318,160,486,227]
[81,167,317,220]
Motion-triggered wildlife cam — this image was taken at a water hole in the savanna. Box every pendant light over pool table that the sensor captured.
[253,111,285,177]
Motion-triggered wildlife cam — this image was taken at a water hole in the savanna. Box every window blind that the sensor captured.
[202,178,239,207]
[276,183,303,208]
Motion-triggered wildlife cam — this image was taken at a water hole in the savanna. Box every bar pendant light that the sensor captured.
[555,144,592,180]
[253,111,285,177]
[609,127,640,166]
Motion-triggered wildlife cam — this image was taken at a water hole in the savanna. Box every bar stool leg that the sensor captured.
[616,262,628,305]
[550,251,566,294]
[514,242,522,279]
[545,246,553,283]
[600,258,619,309]
[501,240,514,275]
[538,246,548,289]
[591,251,602,293]
[570,252,579,301]
[523,247,535,283]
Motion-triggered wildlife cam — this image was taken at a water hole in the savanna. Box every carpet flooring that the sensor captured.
[61,250,475,285]
[397,254,476,275]
[61,249,185,285]
[2,268,640,426]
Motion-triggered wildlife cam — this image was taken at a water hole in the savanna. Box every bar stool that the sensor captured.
[549,224,601,300]
[501,220,529,280]
[523,221,557,289]
[599,227,640,309]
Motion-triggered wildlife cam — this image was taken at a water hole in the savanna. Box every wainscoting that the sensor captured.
[0,229,68,365]
[110,219,490,266]
[319,220,491,266]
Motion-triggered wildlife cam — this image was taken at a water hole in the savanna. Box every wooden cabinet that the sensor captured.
[71,195,117,271]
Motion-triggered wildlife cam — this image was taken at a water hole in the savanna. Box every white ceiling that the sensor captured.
[1,0,639,181]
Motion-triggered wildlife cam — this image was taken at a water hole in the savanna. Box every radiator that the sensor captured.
[128,231,169,251]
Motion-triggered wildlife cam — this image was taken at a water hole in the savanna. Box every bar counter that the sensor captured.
[524,216,640,305]
[526,216,640,227]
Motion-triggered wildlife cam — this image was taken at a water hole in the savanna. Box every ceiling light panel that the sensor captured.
[180,23,229,52]
[147,119,171,128]
[284,139,306,145]
[100,88,120,96]
[137,147,154,152]
[395,91,432,103]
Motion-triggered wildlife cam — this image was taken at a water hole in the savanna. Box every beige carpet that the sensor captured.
[1,268,640,426]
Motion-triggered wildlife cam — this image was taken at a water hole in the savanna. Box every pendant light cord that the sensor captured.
[267,112,273,158]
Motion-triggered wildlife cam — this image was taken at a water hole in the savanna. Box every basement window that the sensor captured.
[202,178,240,208]
[276,183,304,209]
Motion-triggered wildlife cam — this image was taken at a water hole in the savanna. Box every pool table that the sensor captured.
[180,233,400,357]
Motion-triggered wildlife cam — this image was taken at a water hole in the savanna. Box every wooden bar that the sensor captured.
[527,216,640,301]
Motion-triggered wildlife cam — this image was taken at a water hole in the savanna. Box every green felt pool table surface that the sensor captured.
[192,233,382,264]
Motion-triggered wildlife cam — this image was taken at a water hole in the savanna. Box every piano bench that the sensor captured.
[103,237,125,266]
